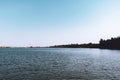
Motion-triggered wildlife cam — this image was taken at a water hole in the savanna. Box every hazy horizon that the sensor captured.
[0,0,120,47]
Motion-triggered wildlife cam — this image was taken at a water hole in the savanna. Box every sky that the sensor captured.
[0,0,120,47]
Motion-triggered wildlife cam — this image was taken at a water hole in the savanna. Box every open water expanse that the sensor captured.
[0,48,120,80]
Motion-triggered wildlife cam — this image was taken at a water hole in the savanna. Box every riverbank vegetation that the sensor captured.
[99,37,120,49]
[50,36,120,50]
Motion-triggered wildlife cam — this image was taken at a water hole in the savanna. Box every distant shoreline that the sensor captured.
[0,36,120,50]
[49,36,120,50]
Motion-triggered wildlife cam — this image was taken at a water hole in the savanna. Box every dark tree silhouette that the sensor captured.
[50,36,120,50]
[99,37,120,49]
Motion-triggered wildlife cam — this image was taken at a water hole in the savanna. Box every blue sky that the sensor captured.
[0,0,120,47]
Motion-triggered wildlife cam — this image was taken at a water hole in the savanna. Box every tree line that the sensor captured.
[99,37,120,49]
[50,36,120,50]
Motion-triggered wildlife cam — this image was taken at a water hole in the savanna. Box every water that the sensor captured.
[0,48,120,80]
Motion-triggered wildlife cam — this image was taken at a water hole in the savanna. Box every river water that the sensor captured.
[0,48,120,80]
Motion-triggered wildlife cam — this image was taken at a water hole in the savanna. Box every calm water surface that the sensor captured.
[0,48,120,80]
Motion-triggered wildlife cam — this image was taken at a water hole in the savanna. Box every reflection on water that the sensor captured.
[0,48,120,80]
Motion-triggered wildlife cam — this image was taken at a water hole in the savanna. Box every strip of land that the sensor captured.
[50,36,120,50]
[0,36,120,50]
